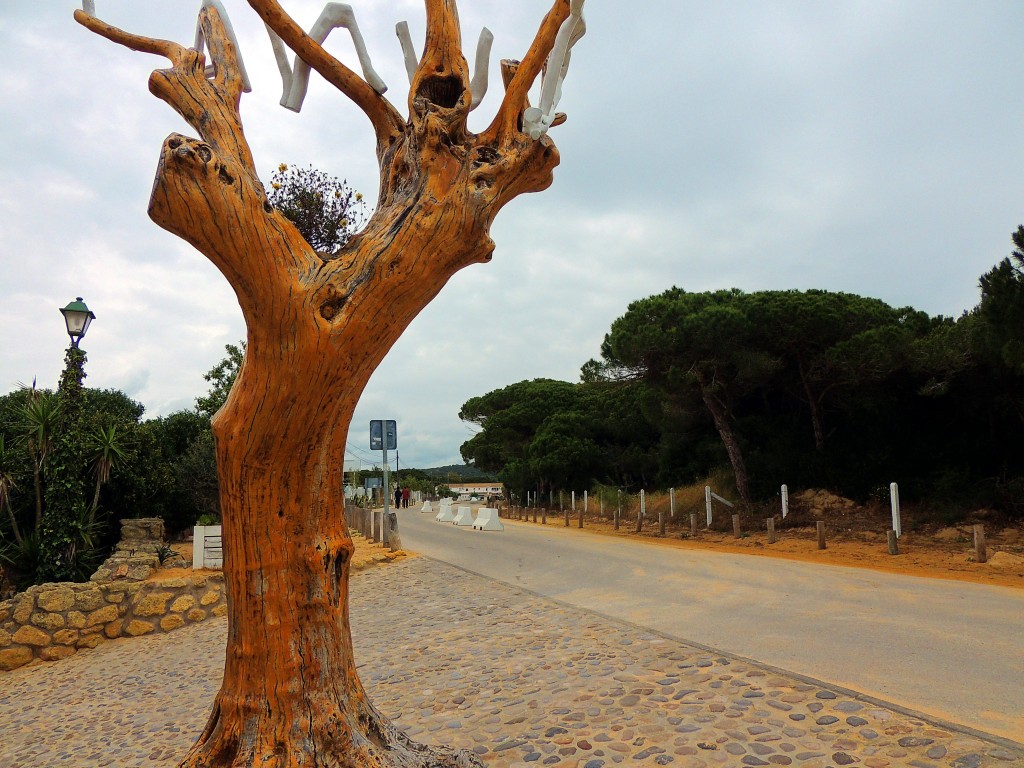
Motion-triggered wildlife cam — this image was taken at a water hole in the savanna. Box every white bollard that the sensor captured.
[781,484,789,519]
[890,482,901,538]
[452,506,475,526]
[421,500,433,514]
[705,486,713,526]
[572,491,576,511]
[670,487,675,518]
[472,508,504,531]
[584,490,588,513]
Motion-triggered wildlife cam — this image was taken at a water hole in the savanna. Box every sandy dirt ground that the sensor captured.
[149,533,411,582]
[152,505,1022,590]
[520,511,1024,590]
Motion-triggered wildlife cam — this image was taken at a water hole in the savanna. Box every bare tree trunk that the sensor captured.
[697,380,751,502]
[797,359,826,452]
[76,1,579,765]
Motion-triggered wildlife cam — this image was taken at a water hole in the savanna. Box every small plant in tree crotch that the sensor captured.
[74,0,587,766]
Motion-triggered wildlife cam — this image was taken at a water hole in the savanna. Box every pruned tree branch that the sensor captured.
[73,8,184,60]
[484,0,572,143]
[409,0,473,139]
[248,0,404,148]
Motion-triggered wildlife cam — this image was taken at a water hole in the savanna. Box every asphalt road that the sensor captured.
[393,505,1024,744]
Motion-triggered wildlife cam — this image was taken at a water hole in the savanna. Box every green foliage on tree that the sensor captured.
[462,225,1024,519]
[195,341,245,420]
[267,163,368,254]
[978,225,1024,374]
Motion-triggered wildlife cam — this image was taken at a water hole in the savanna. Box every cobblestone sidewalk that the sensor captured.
[0,558,1020,768]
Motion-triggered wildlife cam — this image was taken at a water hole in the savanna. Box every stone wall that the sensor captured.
[0,573,226,672]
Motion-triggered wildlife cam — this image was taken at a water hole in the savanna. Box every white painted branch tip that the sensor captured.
[267,2,387,114]
[194,0,252,93]
[522,0,586,140]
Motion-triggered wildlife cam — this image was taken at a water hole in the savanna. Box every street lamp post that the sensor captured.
[37,298,96,582]
[59,297,96,348]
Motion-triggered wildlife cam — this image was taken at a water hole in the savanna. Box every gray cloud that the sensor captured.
[2,1,1022,469]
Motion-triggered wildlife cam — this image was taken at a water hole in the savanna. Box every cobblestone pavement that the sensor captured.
[1,558,1021,768]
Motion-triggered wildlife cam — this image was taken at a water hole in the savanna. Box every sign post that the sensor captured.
[370,420,397,543]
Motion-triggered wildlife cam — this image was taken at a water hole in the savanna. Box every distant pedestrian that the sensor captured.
[402,487,410,508]
[394,487,402,509]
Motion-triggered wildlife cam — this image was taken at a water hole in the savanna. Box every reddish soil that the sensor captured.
[551,489,1024,590]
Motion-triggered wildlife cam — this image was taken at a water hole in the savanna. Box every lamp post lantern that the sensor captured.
[59,297,95,347]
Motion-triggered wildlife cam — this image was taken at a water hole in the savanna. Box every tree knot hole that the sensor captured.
[320,292,347,322]
[418,75,463,109]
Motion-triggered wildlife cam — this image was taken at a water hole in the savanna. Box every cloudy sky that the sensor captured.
[1,1,1022,470]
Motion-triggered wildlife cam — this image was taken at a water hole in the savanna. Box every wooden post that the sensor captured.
[370,510,379,543]
[658,504,666,537]
[689,512,698,537]
[974,524,987,563]
[384,510,402,552]
[816,521,826,550]
[887,529,899,555]
[532,506,537,523]
[613,504,620,530]
[636,490,645,533]
[564,506,570,527]
[766,518,776,544]
[890,482,902,538]
[541,507,547,525]
[732,514,741,538]
[578,503,584,528]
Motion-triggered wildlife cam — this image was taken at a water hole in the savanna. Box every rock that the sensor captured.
[211,604,228,617]
[187,609,207,623]
[66,610,86,628]
[73,588,106,611]
[76,634,104,650]
[987,551,1024,568]
[898,737,934,748]
[39,645,76,662]
[114,564,130,578]
[31,611,66,630]
[13,625,51,647]
[85,605,119,627]
[133,591,174,617]
[170,595,196,613]
[104,621,123,639]
[160,614,185,632]
[127,564,155,580]
[37,587,75,612]
[200,590,221,606]
[12,594,35,624]
[53,629,79,646]
[0,645,34,670]
[0,628,11,648]
[123,619,156,637]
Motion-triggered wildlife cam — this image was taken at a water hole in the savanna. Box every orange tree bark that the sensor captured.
[75,1,577,766]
